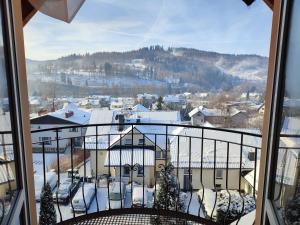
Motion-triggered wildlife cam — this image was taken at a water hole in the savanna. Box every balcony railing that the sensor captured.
[31,123,262,225]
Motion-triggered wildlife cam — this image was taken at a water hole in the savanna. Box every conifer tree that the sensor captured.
[153,163,185,212]
[39,183,56,225]
[157,96,163,110]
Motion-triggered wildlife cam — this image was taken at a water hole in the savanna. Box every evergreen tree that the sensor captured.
[153,163,185,212]
[39,183,56,225]
[157,96,163,110]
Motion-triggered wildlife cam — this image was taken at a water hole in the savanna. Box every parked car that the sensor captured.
[71,183,96,213]
[34,171,58,201]
[67,169,80,180]
[53,178,80,204]
[132,186,148,207]
[106,182,126,209]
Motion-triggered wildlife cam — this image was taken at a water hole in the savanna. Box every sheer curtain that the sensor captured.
[28,0,85,23]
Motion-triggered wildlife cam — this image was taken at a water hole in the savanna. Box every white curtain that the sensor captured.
[28,0,85,23]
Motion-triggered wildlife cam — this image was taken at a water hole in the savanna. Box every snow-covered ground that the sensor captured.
[185,192,204,217]
[32,153,60,174]
[34,153,205,222]
[36,186,156,222]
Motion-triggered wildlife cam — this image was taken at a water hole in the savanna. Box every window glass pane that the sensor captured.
[0,6,18,222]
[272,1,300,224]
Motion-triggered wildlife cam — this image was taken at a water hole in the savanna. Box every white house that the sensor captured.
[169,127,261,191]
[86,108,181,186]
[31,102,91,152]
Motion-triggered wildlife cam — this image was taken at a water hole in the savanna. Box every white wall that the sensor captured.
[31,124,85,152]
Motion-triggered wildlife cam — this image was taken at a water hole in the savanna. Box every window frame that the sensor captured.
[124,139,132,146]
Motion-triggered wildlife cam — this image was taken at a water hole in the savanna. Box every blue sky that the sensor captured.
[24,0,272,60]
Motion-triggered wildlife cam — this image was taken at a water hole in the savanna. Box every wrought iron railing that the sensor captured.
[31,123,262,225]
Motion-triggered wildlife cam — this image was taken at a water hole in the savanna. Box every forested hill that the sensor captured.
[26,46,268,92]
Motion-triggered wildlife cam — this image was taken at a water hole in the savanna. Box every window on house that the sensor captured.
[39,137,51,145]
[216,169,223,179]
[138,138,144,145]
[69,127,78,132]
[155,151,161,159]
[124,139,132,145]
[123,166,130,177]
[215,184,222,190]
[137,166,143,176]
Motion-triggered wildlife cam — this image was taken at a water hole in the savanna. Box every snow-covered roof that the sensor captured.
[189,106,242,118]
[129,111,181,123]
[104,149,155,167]
[203,121,214,128]
[137,93,158,100]
[85,108,180,150]
[189,106,224,118]
[163,95,183,103]
[48,102,91,125]
[86,122,177,151]
[108,125,174,150]
[170,128,261,169]
[131,104,150,112]
[85,108,114,138]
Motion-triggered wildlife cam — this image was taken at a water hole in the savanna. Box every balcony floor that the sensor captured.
[57,209,217,225]
[72,214,203,225]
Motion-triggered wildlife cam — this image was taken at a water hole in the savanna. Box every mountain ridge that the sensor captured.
[26,46,268,94]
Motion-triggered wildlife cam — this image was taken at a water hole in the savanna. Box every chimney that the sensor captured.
[51,100,55,112]
[116,114,125,131]
[65,111,74,118]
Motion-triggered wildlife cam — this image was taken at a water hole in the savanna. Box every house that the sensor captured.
[0,0,292,224]
[189,106,226,127]
[30,102,91,152]
[137,93,158,108]
[169,127,261,191]
[189,106,248,128]
[86,109,181,186]
[163,94,187,109]
[229,108,248,128]
[131,104,150,112]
